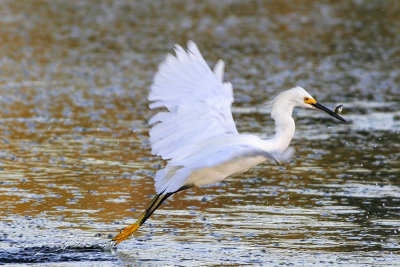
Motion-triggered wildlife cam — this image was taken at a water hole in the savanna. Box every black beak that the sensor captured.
[311,103,346,122]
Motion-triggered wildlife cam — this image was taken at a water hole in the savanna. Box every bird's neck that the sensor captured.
[269,100,295,152]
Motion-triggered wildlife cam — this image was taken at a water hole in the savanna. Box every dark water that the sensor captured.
[0,0,399,265]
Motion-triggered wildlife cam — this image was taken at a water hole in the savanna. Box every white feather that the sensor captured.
[213,59,225,82]
[149,41,237,162]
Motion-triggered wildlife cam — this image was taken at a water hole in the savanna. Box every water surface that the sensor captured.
[0,0,399,265]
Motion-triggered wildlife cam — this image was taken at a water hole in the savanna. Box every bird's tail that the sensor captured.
[112,192,172,245]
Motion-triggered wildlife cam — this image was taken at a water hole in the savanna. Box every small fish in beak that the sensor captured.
[311,102,346,122]
[334,104,344,114]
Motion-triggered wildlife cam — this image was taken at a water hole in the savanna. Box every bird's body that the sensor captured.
[112,41,345,245]
[167,134,271,188]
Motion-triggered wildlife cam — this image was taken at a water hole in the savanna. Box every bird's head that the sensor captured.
[278,86,346,122]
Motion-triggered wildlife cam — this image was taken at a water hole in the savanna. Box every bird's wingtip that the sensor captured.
[187,40,196,48]
[173,43,184,52]
[213,59,225,81]
[187,40,201,56]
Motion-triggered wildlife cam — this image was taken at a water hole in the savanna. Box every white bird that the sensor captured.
[112,41,346,244]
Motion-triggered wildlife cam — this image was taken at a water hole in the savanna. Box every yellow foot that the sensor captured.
[112,223,141,245]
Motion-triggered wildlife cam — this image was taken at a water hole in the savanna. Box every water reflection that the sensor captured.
[0,0,399,265]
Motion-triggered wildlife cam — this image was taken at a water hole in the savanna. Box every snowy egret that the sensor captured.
[112,41,346,245]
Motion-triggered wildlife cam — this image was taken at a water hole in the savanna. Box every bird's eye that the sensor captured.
[304,97,309,101]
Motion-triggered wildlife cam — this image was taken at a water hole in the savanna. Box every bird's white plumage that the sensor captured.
[148,41,310,194]
[149,41,238,161]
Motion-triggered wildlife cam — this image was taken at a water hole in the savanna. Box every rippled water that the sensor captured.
[0,0,399,265]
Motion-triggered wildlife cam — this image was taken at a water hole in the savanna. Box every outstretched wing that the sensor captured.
[148,41,238,161]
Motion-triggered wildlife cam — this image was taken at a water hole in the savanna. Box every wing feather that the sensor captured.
[213,60,225,82]
[149,41,238,161]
